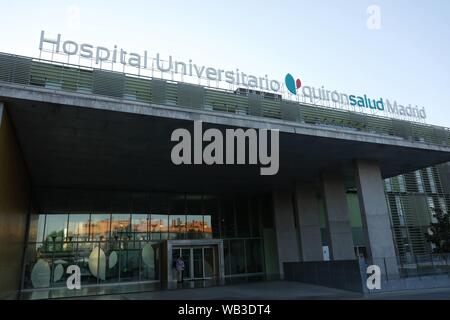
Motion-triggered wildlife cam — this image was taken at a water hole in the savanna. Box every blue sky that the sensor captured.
[0,0,449,126]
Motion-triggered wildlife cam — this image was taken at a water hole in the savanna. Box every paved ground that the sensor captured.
[66,281,450,300]
[56,281,450,300]
[363,287,450,300]
[70,281,362,300]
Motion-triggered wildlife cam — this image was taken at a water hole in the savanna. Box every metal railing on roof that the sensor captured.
[0,52,449,148]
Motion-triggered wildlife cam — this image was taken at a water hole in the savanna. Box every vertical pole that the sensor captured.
[97,241,100,284]
[383,258,389,282]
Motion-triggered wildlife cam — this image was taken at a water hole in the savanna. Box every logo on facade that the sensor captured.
[285,73,302,95]
[366,265,381,290]
[170,121,280,176]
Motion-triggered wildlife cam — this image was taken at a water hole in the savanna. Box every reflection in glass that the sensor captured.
[88,246,106,280]
[150,214,168,232]
[75,242,97,285]
[186,215,203,239]
[109,251,118,269]
[132,214,148,240]
[169,215,186,239]
[44,214,68,243]
[203,216,212,239]
[141,243,158,280]
[103,243,119,283]
[53,264,64,282]
[37,215,46,243]
[150,214,168,240]
[111,214,131,241]
[23,192,266,293]
[28,214,45,243]
[68,214,90,242]
[90,214,110,241]
[31,259,50,288]
[120,245,140,282]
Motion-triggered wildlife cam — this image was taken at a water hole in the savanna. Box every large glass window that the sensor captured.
[111,214,131,241]
[150,214,168,240]
[132,214,148,241]
[33,214,46,243]
[246,239,263,273]
[186,215,204,239]
[119,241,140,282]
[24,190,265,292]
[230,239,246,274]
[90,213,110,241]
[169,215,186,239]
[44,214,68,243]
[68,214,90,242]
[203,215,212,239]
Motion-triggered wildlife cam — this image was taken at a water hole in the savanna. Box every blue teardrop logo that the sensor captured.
[285,73,302,95]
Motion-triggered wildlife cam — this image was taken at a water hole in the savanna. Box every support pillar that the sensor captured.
[321,170,355,260]
[272,190,300,278]
[0,102,31,299]
[295,182,323,261]
[355,160,399,277]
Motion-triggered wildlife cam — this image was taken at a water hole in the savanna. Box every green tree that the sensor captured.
[425,208,450,253]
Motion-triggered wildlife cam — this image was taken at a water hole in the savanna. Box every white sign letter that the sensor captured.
[66,265,81,290]
[366,265,381,290]
[367,5,381,30]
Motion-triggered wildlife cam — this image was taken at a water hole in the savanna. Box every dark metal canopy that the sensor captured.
[5,97,450,195]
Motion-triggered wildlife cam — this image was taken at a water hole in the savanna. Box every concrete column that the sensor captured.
[295,182,323,261]
[272,190,300,278]
[321,171,355,260]
[0,103,31,299]
[355,160,399,277]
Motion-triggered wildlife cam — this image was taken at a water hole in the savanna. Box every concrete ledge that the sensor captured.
[1,82,449,153]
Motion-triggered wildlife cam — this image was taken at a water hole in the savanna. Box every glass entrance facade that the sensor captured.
[22,188,272,292]
[171,246,217,280]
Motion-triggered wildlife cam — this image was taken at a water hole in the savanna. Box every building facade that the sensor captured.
[0,52,450,299]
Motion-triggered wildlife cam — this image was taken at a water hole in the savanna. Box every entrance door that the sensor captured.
[172,246,217,280]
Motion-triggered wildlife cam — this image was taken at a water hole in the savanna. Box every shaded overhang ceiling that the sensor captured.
[4,95,450,195]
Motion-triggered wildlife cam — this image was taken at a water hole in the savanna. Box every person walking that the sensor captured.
[175,256,185,283]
